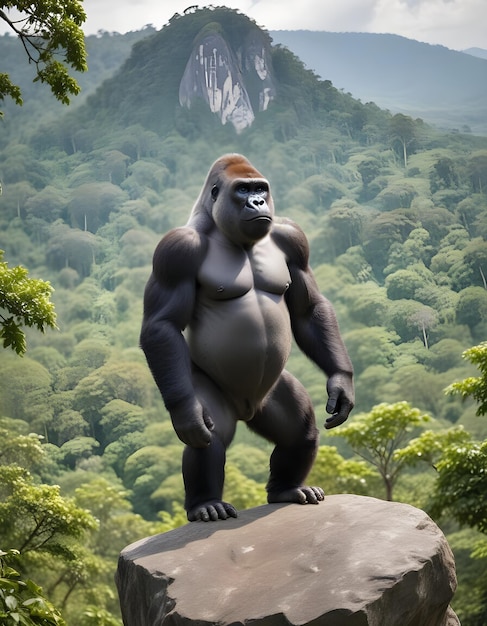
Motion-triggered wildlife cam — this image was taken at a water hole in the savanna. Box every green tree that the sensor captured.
[223,463,267,511]
[357,156,381,188]
[67,182,127,233]
[343,327,399,377]
[25,186,68,223]
[389,113,417,168]
[377,180,417,210]
[0,549,66,626]
[337,402,429,501]
[446,342,487,416]
[463,238,487,289]
[362,210,417,276]
[386,299,429,343]
[80,606,120,626]
[227,444,270,484]
[0,251,56,355]
[384,228,433,273]
[0,357,53,432]
[430,156,458,191]
[430,439,487,534]
[426,339,465,373]
[457,195,483,237]
[343,282,389,327]
[385,267,433,301]
[0,465,96,556]
[73,477,157,560]
[395,426,471,469]
[408,306,438,350]
[73,361,154,443]
[398,424,487,624]
[455,288,487,337]
[59,436,100,469]
[0,0,87,112]
[0,417,44,468]
[354,365,394,412]
[322,203,368,255]
[100,399,149,445]
[391,363,443,415]
[467,151,487,194]
[307,445,376,495]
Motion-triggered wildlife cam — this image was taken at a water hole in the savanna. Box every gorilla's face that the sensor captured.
[212,177,274,246]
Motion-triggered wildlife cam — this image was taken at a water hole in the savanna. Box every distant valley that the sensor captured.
[270,31,487,135]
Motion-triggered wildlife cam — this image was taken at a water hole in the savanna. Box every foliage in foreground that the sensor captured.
[0,250,57,355]
[0,0,87,113]
[431,439,487,534]
[0,549,66,626]
[447,342,487,416]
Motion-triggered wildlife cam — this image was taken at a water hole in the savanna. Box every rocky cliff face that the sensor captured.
[179,26,276,133]
[116,495,459,626]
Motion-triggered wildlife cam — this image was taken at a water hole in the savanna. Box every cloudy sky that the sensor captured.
[78,0,487,51]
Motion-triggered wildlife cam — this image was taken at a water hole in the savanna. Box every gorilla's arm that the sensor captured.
[272,220,354,429]
[140,227,213,447]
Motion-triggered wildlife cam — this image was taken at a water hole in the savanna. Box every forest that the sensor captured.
[0,6,487,625]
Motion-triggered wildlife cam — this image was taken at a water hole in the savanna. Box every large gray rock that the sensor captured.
[116,494,459,626]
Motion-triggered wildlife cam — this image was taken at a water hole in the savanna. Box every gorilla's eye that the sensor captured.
[255,185,267,195]
[236,184,249,195]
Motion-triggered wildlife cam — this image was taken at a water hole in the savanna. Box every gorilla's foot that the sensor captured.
[187,500,238,522]
[268,486,325,505]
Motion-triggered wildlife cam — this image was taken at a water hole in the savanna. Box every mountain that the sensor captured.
[82,8,278,136]
[270,31,487,134]
[73,8,382,142]
[2,16,486,136]
[464,47,487,60]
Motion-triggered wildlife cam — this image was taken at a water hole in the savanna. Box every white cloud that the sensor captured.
[369,0,487,49]
[2,0,484,51]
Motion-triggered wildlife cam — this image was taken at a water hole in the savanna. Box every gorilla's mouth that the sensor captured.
[246,215,272,222]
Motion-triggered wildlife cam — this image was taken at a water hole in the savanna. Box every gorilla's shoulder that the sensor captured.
[153,227,208,284]
[271,218,310,269]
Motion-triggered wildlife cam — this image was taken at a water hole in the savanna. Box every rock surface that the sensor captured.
[178,25,276,133]
[116,494,459,626]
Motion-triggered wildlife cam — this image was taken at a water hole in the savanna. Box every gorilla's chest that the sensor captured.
[197,235,291,300]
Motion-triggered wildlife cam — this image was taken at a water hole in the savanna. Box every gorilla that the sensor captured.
[140,154,354,522]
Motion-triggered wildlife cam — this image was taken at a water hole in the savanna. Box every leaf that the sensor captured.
[5,594,18,610]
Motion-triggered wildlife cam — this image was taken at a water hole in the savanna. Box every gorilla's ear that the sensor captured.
[211,185,219,201]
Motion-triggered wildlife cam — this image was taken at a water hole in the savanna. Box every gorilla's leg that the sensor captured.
[183,369,237,521]
[249,370,323,505]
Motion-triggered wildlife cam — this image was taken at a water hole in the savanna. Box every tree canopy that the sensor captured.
[0,250,57,355]
[337,401,430,501]
[0,0,87,113]
[446,342,487,416]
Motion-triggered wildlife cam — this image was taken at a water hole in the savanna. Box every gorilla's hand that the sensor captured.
[170,397,214,448]
[324,372,354,429]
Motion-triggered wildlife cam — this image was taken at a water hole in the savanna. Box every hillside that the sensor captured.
[270,31,487,134]
[464,47,487,60]
[2,23,486,135]
[0,27,154,133]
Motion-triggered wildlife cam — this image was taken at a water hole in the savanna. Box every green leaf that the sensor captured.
[0,251,57,355]
[5,594,18,610]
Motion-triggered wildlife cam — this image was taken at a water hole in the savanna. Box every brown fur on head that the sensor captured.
[187,154,267,232]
